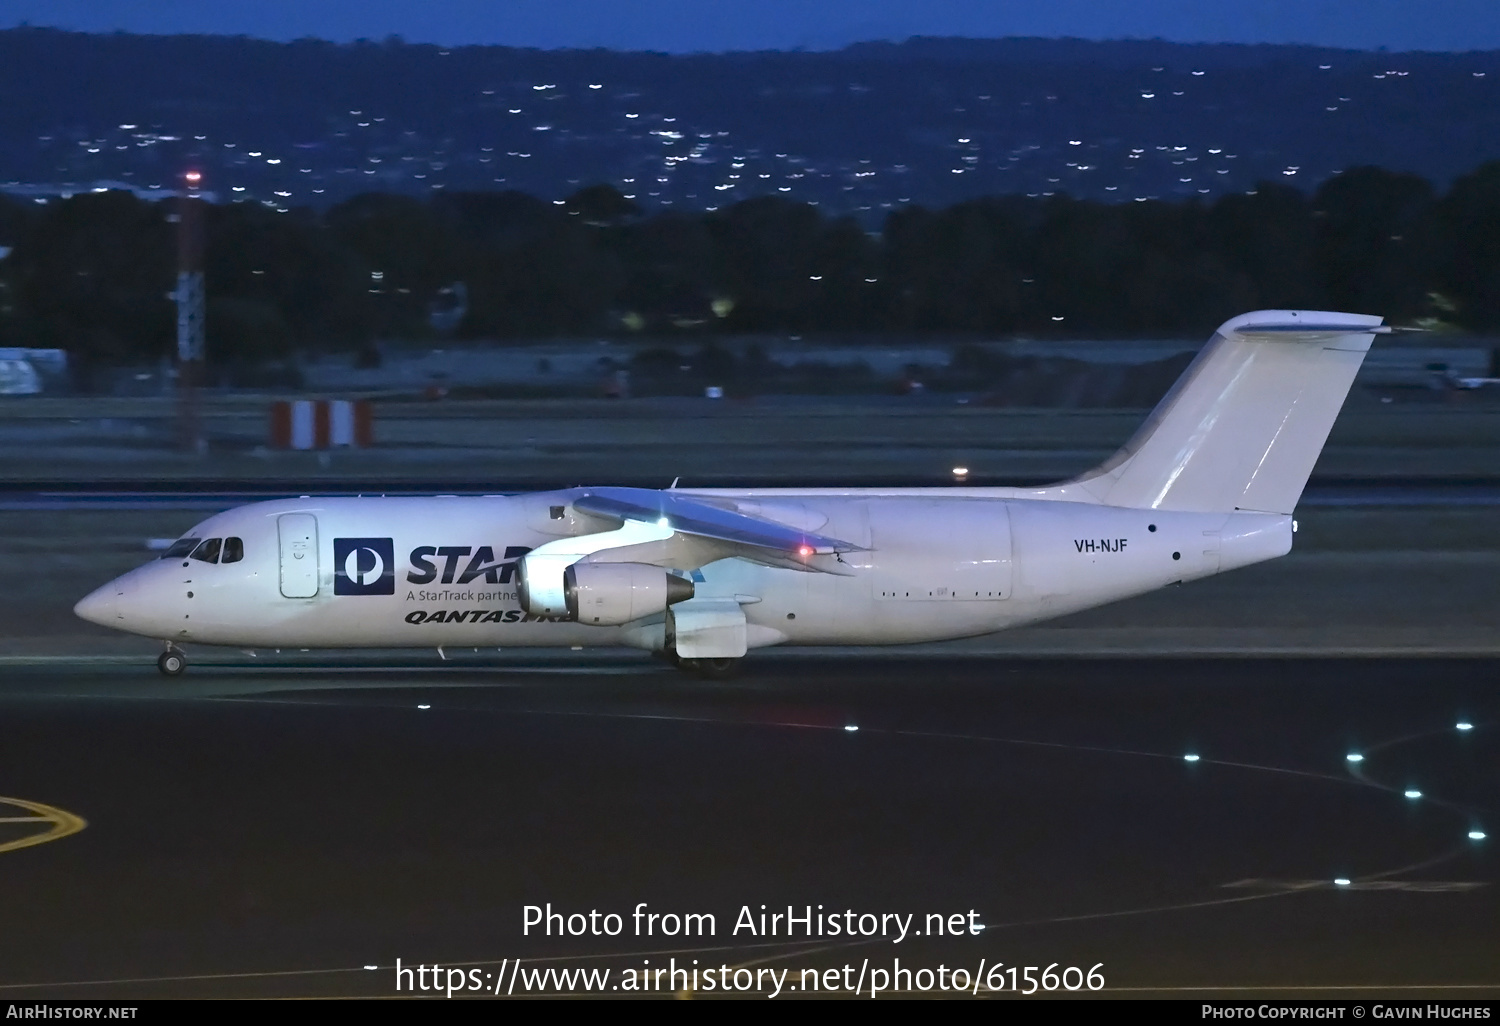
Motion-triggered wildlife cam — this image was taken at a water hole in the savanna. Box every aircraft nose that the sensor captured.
[74,582,122,626]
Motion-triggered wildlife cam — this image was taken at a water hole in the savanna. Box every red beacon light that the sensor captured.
[797,544,815,558]
[183,170,202,185]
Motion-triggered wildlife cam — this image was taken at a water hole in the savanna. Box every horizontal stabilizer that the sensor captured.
[1231,323,1394,342]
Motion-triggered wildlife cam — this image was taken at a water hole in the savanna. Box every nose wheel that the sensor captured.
[157,649,186,676]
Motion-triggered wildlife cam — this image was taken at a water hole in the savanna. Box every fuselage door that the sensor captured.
[870,499,1012,601]
[278,513,320,598]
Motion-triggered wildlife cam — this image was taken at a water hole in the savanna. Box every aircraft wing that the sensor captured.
[572,487,862,557]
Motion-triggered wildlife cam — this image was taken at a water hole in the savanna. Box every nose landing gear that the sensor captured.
[157,646,186,676]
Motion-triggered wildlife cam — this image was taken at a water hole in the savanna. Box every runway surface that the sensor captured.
[0,656,1496,999]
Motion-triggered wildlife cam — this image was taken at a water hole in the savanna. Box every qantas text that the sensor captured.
[405,609,572,624]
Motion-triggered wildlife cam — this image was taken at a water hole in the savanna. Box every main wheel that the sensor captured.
[157,650,186,676]
[688,657,740,680]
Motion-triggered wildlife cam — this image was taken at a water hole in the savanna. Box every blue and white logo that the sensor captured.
[333,537,395,595]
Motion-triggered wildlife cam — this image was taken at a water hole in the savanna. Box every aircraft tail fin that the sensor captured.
[1055,310,1388,514]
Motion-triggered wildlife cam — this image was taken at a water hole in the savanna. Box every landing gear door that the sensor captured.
[278,513,320,598]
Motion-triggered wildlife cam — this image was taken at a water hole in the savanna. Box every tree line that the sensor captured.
[1,163,1498,374]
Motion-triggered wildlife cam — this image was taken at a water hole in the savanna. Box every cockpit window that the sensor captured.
[190,538,222,563]
[221,537,244,564]
[162,537,200,559]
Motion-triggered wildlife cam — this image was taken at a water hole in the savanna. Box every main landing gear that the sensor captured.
[674,656,740,680]
[157,646,186,677]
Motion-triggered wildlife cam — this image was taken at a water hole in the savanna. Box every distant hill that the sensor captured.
[1,28,1498,217]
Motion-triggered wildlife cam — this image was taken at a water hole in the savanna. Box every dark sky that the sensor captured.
[3,0,1499,52]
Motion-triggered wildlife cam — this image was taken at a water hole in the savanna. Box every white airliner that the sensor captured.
[76,310,1387,677]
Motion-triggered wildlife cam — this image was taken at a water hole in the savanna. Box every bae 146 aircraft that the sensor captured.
[75,310,1389,677]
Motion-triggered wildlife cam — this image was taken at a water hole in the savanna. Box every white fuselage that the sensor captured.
[76,489,1292,652]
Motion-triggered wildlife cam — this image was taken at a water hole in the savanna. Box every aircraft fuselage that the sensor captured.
[76,490,1292,652]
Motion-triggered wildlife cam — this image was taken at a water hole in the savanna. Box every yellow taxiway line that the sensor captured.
[0,796,86,854]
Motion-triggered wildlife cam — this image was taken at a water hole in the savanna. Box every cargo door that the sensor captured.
[871,500,1012,601]
[278,513,320,598]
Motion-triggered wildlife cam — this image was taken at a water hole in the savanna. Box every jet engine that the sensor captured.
[561,562,695,625]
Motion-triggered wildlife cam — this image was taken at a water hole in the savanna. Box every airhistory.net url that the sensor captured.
[394,957,1106,997]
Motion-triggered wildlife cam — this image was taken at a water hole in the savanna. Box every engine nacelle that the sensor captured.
[563,562,695,626]
[516,552,573,617]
